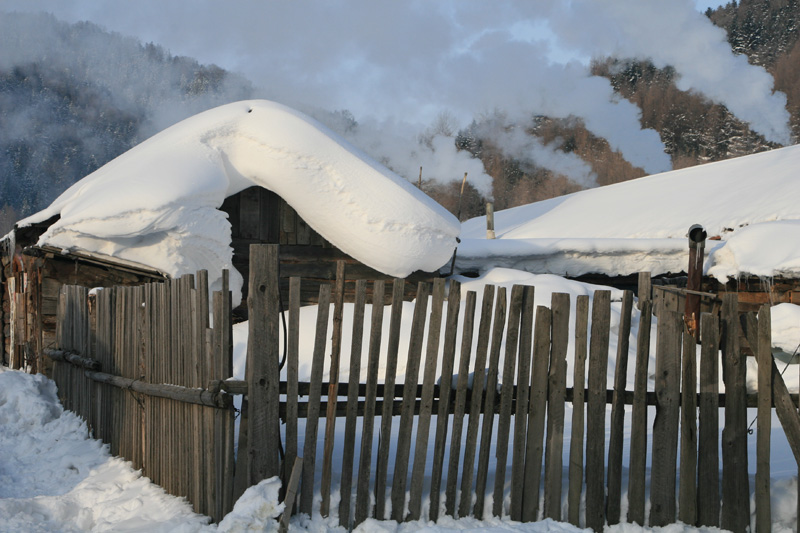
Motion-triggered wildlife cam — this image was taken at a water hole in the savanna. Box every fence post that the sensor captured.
[245,244,282,487]
[755,305,772,533]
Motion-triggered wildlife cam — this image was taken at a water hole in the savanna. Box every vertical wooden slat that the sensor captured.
[374,280,405,520]
[649,310,682,527]
[510,286,535,521]
[429,280,462,521]
[474,287,507,519]
[679,320,698,525]
[720,293,749,533]
[391,282,430,522]
[627,299,652,526]
[458,284,495,519]
[543,292,570,521]
[568,294,589,527]
[320,261,346,517]
[607,290,633,525]
[246,245,282,485]
[285,278,301,491]
[585,290,611,532]
[355,280,386,525]
[445,291,477,516]
[756,305,772,533]
[522,305,551,522]
[492,284,525,517]
[299,284,332,516]
[697,312,720,527]
[408,279,446,521]
[338,279,367,528]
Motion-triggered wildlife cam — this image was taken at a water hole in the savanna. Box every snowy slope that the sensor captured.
[19,100,460,303]
[458,144,800,280]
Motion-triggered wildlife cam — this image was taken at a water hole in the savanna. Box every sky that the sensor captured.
[0,0,789,189]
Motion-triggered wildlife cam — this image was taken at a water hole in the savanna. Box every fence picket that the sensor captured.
[628,299,652,526]
[543,292,570,521]
[285,277,301,498]
[474,287,506,520]
[585,290,611,532]
[429,280,462,521]
[445,290,477,516]
[679,320,698,525]
[697,312,720,527]
[510,286,535,521]
[408,279,446,521]
[568,294,589,527]
[756,305,772,533]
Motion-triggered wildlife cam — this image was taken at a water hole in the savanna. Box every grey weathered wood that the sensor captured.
[429,280,462,521]
[543,292,570,521]
[492,284,525,518]
[474,287,506,519]
[585,290,611,532]
[627,299,652,526]
[299,284,332,517]
[246,245,281,486]
[320,261,346,518]
[568,294,589,527]
[355,280,385,525]
[756,305,772,533]
[408,279,446,521]
[510,286,535,522]
[338,279,367,528]
[522,305,551,522]
[458,284,494,519]
[678,320,698,526]
[637,272,652,310]
[43,348,101,369]
[391,282,430,522]
[279,456,304,533]
[445,291,477,517]
[649,310,681,527]
[607,290,633,525]
[720,293,749,533]
[374,280,405,520]
[697,312,720,527]
[285,278,301,492]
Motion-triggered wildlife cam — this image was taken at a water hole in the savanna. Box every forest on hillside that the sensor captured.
[1,1,798,234]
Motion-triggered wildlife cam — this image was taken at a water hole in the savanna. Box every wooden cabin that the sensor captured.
[1,185,444,370]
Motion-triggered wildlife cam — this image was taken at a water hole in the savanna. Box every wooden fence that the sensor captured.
[39,243,800,532]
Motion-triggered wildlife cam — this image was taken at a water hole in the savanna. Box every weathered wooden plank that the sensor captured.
[638,272,652,310]
[720,293,749,533]
[458,284,494,519]
[429,280,462,521]
[543,292,570,521]
[697,312,720,528]
[279,457,304,533]
[408,279,446,521]
[338,279,367,528]
[355,280,385,526]
[445,291,477,517]
[510,286,535,521]
[492,284,525,518]
[568,294,589,527]
[474,287,506,520]
[649,310,681,527]
[285,277,301,496]
[299,284,332,517]
[585,290,611,532]
[607,290,633,525]
[320,261,346,518]
[246,245,282,486]
[391,282,430,522]
[755,305,772,533]
[522,304,551,522]
[678,320,698,526]
[627,299,652,526]
[374,280,405,520]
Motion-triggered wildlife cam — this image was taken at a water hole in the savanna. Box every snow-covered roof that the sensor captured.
[458,144,800,281]
[20,100,460,303]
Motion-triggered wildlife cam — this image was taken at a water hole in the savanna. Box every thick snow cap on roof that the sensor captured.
[459,144,800,280]
[22,100,460,302]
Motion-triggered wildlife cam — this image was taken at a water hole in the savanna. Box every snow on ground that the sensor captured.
[458,144,800,282]
[17,100,460,306]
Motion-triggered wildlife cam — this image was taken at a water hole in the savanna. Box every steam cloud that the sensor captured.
[1,0,792,195]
